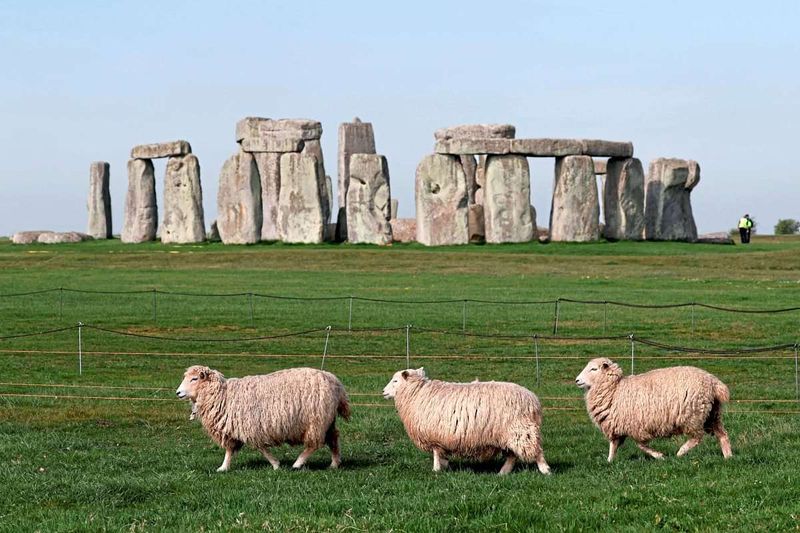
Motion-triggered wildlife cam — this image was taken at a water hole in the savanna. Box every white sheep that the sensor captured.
[575,357,733,462]
[176,365,350,472]
[382,368,550,475]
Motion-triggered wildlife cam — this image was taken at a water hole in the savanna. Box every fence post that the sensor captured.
[794,343,798,402]
[348,297,353,332]
[603,301,607,335]
[320,326,332,370]
[533,334,540,388]
[629,334,635,375]
[152,289,158,323]
[248,292,255,327]
[462,300,467,333]
[405,324,411,368]
[552,298,561,335]
[77,322,83,376]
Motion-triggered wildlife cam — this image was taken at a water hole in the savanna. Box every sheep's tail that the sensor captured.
[712,378,730,404]
[337,391,351,421]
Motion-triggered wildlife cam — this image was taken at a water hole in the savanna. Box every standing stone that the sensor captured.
[337,118,376,239]
[87,161,112,239]
[217,151,262,244]
[390,219,416,242]
[474,155,487,205]
[207,220,221,242]
[121,159,157,243]
[415,154,468,246]
[468,204,485,243]
[603,157,644,241]
[644,158,700,241]
[162,154,205,243]
[346,154,392,245]
[390,199,399,219]
[301,140,330,224]
[483,155,534,243]
[253,153,281,241]
[461,155,478,204]
[550,156,600,242]
[278,153,324,244]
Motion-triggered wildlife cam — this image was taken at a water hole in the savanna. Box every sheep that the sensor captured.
[382,367,550,475]
[176,365,350,472]
[575,357,733,462]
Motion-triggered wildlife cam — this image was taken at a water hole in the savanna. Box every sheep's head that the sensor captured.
[176,365,222,401]
[382,367,426,399]
[575,358,623,390]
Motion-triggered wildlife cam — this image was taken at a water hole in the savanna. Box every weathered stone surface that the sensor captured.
[87,161,112,239]
[697,232,734,245]
[603,157,644,241]
[236,117,322,143]
[461,155,478,204]
[644,158,700,242]
[510,138,583,157]
[550,155,600,242]
[468,204,485,243]
[337,118,376,209]
[37,231,93,244]
[390,218,417,243]
[415,154,468,246]
[346,154,392,245]
[483,155,534,243]
[435,138,512,155]
[390,199,398,219]
[593,159,607,175]
[324,223,337,242]
[240,136,304,153]
[253,153,281,241]
[278,153,324,244]
[11,231,48,244]
[580,139,633,158]
[207,220,221,242]
[162,154,205,244]
[130,140,191,159]
[301,140,330,224]
[434,124,515,141]
[121,158,157,243]
[217,151,262,244]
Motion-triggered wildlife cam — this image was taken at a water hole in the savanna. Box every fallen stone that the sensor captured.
[217,150,262,244]
[483,155,534,243]
[434,124,515,141]
[87,161,112,239]
[346,154,392,245]
[434,138,512,155]
[510,138,583,157]
[337,118,376,210]
[468,204,485,243]
[390,218,417,243]
[162,154,205,244]
[278,153,324,244]
[550,155,600,242]
[415,154,468,246]
[37,231,93,244]
[11,231,48,244]
[603,157,644,241]
[121,158,157,243]
[130,140,191,159]
[697,232,734,245]
[644,158,700,242]
[253,153,281,241]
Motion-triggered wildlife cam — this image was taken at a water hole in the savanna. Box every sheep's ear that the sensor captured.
[199,370,208,380]
[416,367,426,377]
[401,370,409,380]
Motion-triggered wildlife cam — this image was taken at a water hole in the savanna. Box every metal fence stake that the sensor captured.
[152,289,158,323]
[59,287,64,320]
[321,326,332,370]
[533,334,540,388]
[629,334,635,375]
[348,297,353,332]
[248,292,255,327]
[690,303,695,336]
[795,343,799,402]
[462,300,467,333]
[603,301,607,335]
[405,325,411,368]
[77,322,83,375]
[552,298,561,335]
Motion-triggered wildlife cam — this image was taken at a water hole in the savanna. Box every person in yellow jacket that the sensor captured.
[738,214,753,244]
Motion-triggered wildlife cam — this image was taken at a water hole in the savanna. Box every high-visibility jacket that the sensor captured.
[738,217,753,229]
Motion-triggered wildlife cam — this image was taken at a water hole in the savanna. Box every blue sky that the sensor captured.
[1,0,798,236]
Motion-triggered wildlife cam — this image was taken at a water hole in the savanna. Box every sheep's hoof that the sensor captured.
[538,465,551,475]
[329,462,340,470]
[216,466,228,473]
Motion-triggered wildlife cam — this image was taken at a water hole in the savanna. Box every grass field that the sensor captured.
[1,237,799,531]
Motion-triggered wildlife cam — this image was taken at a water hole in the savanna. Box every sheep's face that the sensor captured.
[575,358,620,390]
[382,367,426,399]
[176,365,213,400]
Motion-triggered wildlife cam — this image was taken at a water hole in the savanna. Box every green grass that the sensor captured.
[1,237,799,531]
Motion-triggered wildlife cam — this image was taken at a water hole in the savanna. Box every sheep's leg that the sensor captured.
[713,425,733,459]
[677,435,703,457]
[325,423,341,469]
[636,441,665,459]
[217,447,237,472]
[292,445,319,469]
[432,448,448,472]
[607,436,625,462]
[535,450,551,475]
[257,447,280,470]
[499,453,516,475]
